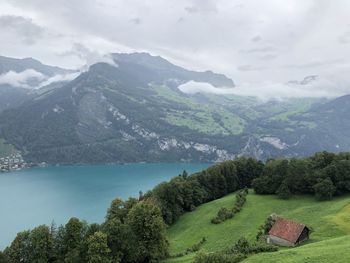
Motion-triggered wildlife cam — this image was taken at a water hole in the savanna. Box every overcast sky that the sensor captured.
[1,0,350,98]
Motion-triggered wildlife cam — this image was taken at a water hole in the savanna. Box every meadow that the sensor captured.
[163,191,350,263]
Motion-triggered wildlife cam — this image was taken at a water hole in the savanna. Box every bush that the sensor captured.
[194,237,277,263]
[211,190,248,224]
[256,215,276,241]
[211,208,234,224]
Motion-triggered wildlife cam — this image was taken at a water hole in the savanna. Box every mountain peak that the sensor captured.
[109,52,234,88]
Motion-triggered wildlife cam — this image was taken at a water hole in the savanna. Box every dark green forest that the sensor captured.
[2,151,350,263]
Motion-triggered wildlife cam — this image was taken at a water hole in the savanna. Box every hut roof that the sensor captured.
[269,218,307,243]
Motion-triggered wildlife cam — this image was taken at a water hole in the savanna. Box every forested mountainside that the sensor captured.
[0,53,349,164]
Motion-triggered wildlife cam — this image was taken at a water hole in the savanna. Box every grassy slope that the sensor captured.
[244,235,350,263]
[152,85,245,135]
[163,192,350,263]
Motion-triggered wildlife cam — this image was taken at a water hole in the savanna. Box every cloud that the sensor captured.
[241,46,278,54]
[338,31,350,44]
[38,72,80,88]
[0,69,45,88]
[178,76,347,100]
[283,59,346,69]
[178,81,234,94]
[0,15,43,44]
[129,18,141,25]
[251,35,262,42]
[259,54,278,60]
[185,0,217,14]
[62,43,118,70]
[1,0,350,97]
[0,69,80,89]
[237,65,268,71]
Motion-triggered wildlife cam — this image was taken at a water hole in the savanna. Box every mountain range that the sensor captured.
[0,53,349,164]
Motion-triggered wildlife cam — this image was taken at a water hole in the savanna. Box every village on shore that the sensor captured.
[0,152,29,172]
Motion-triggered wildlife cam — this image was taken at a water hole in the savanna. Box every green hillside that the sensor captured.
[244,235,350,263]
[163,192,350,263]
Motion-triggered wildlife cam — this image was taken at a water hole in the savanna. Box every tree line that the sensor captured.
[149,157,263,225]
[252,151,350,200]
[0,198,168,263]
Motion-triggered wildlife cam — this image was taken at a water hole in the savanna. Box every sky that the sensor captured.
[0,0,350,98]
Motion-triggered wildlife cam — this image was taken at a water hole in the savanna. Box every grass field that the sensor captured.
[163,191,350,263]
[244,235,350,263]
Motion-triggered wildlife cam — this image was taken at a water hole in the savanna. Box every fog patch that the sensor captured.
[38,72,80,88]
[178,81,235,95]
[178,77,347,100]
[63,43,118,71]
[0,69,45,88]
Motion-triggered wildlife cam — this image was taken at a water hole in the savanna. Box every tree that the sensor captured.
[81,224,101,262]
[313,178,336,200]
[277,181,292,199]
[252,176,274,194]
[64,217,84,263]
[103,218,139,263]
[6,231,30,263]
[127,199,169,262]
[87,232,111,263]
[0,251,8,263]
[28,225,53,263]
[52,224,66,262]
[106,198,138,223]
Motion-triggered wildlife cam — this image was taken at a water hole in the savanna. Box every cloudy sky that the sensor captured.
[1,0,350,98]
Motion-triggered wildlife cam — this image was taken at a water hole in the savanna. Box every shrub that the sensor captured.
[211,190,248,224]
[256,215,277,241]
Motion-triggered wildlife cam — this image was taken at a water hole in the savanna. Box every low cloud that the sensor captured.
[38,72,80,88]
[178,81,235,94]
[0,69,80,89]
[178,77,346,100]
[0,69,45,88]
[62,43,118,71]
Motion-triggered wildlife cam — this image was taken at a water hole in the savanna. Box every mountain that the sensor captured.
[0,53,238,164]
[0,53,349,164]
[0,56,74,112]
[0,56,69,76]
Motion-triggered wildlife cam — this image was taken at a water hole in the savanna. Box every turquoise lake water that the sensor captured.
[0,163,210,249]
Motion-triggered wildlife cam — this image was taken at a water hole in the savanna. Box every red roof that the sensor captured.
[269,218,307,243]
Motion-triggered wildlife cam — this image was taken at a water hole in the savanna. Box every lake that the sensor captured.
[0,163,210,249]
